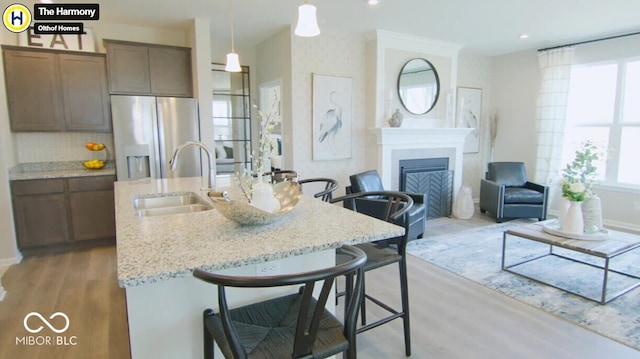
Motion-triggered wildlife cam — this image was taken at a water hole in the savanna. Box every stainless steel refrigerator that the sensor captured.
[110,95,201,181]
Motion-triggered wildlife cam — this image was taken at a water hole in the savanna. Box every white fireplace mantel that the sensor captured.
[370,127,473,198]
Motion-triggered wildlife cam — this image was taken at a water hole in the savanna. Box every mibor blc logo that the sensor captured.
[3,3,31,33]
[24,312,70,333]
[17,311,77,346]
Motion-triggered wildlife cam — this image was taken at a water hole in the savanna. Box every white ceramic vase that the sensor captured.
[562,200,584,234]
[557,196,571,226]
[582,194,603,233]
[389,109,403,127]
[452,186,474,220]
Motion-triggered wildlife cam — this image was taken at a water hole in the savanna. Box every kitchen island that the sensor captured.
[115,176,404,358]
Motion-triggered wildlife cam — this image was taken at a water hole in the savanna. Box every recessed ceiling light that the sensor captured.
[519,33,529,39]
[368,0,379,5]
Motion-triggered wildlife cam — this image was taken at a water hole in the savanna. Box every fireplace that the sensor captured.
[399,158,453,219]
[370,127,472,217]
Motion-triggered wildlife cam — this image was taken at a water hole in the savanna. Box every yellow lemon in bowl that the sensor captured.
[83,159,105,169]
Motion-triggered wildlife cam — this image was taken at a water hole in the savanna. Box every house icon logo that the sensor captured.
[3,3,31,33]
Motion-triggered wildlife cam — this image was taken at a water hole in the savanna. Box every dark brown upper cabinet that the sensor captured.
[59,53,111,131]
[2,46,111,132]
[104,40,193,97]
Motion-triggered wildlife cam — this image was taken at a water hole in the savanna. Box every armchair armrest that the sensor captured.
[524,181,548,194]
[480,179,505,217]
[405,192,426,205]
[524,181,550,219]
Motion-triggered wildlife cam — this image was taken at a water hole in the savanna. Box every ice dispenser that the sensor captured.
[120,144,154,180]
[127,156,150,179]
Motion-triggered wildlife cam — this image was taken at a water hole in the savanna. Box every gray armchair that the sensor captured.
[479,162,548,223]
[346,170,426,241]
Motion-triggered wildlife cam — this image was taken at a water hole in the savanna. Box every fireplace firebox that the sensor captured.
[399,158,453,219]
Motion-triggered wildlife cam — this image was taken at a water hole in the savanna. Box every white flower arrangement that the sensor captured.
[253,97,281,175]
[235,94,281,202]
[560,141,600,202]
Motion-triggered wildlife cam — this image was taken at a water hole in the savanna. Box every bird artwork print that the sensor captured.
[317,90,343,153]
[312,74,352,160]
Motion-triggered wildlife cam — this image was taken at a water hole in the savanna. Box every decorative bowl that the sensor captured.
[207,181,303,225]
[83,159,105,169]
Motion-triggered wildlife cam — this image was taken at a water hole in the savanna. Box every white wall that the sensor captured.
[490,49,540,170]
[0,30,20,265]
[457,51,493,199]
[373,31,462,129]
[384,49,451,126]
[290,30,367,193]
[489,42,640,232]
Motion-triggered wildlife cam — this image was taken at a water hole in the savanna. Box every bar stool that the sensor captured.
[330,190,413,356]
[193,245,367,359]
[299,177,339,202]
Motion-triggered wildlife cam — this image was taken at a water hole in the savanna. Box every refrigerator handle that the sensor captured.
[152,99,164,178]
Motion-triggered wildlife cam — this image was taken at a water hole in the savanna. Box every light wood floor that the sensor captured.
[0,246,130,359]
[1,214,639,359]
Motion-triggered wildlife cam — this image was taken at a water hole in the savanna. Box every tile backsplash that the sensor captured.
[14,132,115,163]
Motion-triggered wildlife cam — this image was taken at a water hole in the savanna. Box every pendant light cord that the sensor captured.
[230,0,235,52]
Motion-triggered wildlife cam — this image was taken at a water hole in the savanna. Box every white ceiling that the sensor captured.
[23,0,640,55]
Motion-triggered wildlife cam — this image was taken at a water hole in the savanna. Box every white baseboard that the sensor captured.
[0,254,22,267]
[603,219,640,234]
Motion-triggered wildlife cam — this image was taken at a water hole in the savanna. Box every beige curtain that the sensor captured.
[534,47,575,193]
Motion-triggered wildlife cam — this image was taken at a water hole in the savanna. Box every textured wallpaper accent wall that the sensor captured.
[457,52,493,200]
[291,32,367,194]
[14,132,115,163]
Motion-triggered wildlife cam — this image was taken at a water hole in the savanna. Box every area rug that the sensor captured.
[407,219,640,351]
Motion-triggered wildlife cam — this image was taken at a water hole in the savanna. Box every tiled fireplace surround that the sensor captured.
[370,127,472,202]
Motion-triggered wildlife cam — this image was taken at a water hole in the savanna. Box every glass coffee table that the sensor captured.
[502,221,640,304]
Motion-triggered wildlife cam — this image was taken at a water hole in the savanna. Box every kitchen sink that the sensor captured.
[133,192,213,217]
[135,204,212,217]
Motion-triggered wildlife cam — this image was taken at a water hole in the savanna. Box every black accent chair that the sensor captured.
[193,244,367,359]
[299,178,339,202]
[330,191,413,356]
[347,170,426,241]
[479,162,549,223]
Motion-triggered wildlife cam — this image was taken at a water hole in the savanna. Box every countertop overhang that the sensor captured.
[115,176,404,288]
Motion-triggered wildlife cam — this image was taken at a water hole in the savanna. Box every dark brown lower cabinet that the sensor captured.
[68,176,116,242]
[11,175,116,254]
[10,178,69,249]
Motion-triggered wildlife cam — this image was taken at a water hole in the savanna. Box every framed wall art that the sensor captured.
[456,87,482,153]
[312,73,352,161]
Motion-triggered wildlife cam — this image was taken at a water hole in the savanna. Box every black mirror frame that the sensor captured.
[397,58,440,115]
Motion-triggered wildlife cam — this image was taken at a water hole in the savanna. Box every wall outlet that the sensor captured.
[256,261,281,276]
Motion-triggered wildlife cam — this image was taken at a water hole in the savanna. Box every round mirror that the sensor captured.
[397,58,440,115]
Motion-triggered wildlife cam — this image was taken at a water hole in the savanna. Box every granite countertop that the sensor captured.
[9,161,116,180]
[115,176,404,288]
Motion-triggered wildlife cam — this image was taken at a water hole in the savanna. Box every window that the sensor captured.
[563,58,640,186]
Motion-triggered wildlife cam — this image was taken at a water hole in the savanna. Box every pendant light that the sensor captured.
[294,0,320,37]
[225,0,241,72]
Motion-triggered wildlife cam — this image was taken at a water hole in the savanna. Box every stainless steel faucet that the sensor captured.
[169,141,216,190]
